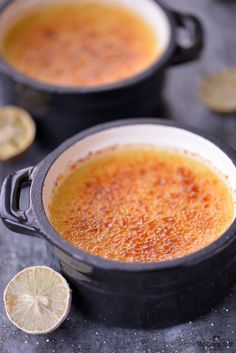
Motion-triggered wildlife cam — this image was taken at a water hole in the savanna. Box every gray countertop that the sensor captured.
[1,0,236,352]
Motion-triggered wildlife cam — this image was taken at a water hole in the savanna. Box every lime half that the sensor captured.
[0,106,36,161]
[200,68,236,113]
[4,266,71,334]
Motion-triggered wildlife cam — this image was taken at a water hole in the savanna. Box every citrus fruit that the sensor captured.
[3,266,71,334]
[0,106,36,161]
[199,68,236,113]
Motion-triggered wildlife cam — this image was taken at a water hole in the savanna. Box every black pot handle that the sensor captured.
[0,167,40,236]
[171,11,204,65]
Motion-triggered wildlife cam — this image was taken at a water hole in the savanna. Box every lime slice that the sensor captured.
[0,106,36,161]
[3,266,71,334]
[199,68,236,113]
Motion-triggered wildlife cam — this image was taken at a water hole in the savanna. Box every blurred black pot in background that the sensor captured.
[0,0,203,146]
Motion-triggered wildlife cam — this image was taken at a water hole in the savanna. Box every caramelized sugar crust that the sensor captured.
[2,3,159,87]
[49,146,234,263]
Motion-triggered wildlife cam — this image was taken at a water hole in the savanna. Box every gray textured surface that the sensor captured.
[1,0,236,352]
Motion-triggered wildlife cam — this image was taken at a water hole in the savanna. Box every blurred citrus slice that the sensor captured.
[0,106,36,161]
[199,68,236,113]
[3,266,71,334]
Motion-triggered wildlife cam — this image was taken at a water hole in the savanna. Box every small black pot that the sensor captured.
[0,0,203,145]
[1,119,236,328]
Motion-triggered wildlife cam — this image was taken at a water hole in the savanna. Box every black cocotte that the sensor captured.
[1,119,236,328]
[0,0,203,145]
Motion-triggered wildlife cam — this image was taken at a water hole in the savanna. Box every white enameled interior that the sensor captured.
[0,0,170,56]
[43,124,236,223]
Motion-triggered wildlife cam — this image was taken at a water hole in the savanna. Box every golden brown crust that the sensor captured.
[49,146,234,263]
[2,3,159,87]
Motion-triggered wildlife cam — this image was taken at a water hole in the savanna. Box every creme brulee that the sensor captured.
[48,146,234,263]
[2,3,160,87]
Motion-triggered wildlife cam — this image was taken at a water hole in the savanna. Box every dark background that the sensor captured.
[1,0,236,352]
